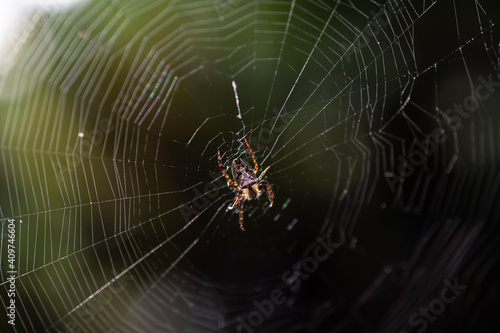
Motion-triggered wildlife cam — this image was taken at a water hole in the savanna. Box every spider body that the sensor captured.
[218,138,274,231]
[231,158,260,197]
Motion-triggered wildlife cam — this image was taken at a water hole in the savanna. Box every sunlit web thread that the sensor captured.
[231,80,247,137]
[64,238,167,317]
[266,2,339,164]
[51,198,226,331]
[262,0,435,165]
[262,0,296,140]
[135,202,227,304]
[133,60,170,125]
[232,80,242,119]
[186,115,224,147]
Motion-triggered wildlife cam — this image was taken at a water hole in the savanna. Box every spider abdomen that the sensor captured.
[231,158,257,188]
[241,184,261,200]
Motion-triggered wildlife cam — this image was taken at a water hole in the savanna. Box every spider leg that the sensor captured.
[264,181,274,207]
[257,166,270,182]
[238,199,245,231]
[259,180,274,207]
[244,138,258,174]
[218,150,238,189]
[228,192,242,210]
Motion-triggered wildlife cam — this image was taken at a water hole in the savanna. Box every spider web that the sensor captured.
[1,0,500,332]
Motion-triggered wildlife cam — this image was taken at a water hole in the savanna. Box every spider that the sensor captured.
[218,138,274,231]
